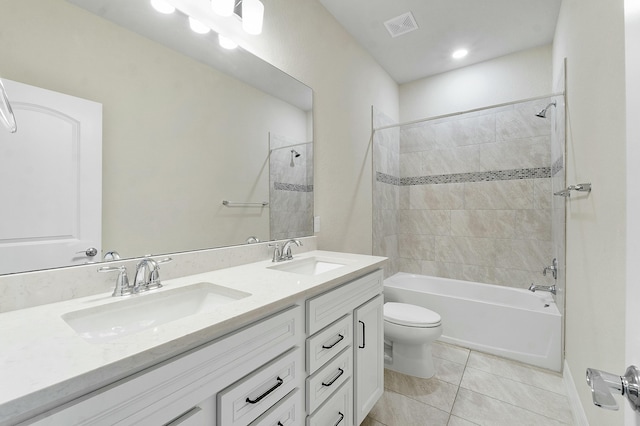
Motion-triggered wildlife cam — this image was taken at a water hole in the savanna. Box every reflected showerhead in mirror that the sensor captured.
[290,149,301,167]
[535,101,557,118]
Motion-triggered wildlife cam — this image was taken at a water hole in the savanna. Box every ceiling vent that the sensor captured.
[384,12,419,38]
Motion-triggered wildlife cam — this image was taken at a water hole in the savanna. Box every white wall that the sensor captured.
[228,0,400,254]
[399,45,552,122]
[552,0,627,424]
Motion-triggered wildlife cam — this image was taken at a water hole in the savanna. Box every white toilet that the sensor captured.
[383,302,443,379]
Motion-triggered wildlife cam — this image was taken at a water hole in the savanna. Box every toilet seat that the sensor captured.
[384,302,441,328]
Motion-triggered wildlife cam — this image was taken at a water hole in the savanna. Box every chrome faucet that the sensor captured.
[528,283,556,295]
[270,239,303,262]
[543,258,558,280]
[98,256,172,297]
[281,239,302,261]
[134,257,160,292]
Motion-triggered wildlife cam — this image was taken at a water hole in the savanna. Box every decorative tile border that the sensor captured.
[376,172,401,186]
[551,157,564,177]
[274,182,314,192]
[376,167,552,186]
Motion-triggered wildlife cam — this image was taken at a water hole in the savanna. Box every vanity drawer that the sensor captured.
[306,314,352,374]
[248,388,303,426]
[218,348,304,426]
[306,347,352,413]
[306,379,353,426]
[306,270,383,334]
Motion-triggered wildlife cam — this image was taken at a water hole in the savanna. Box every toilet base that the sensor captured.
[385,341,436,379]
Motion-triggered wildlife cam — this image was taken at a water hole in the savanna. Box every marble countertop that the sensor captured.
[0,250,386,425]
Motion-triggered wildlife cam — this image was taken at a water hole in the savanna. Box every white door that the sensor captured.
[354,295,384,425]
[0,79,102,275]
[625,0,640,424]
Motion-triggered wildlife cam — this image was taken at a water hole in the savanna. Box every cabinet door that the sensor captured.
[353,295,384,425]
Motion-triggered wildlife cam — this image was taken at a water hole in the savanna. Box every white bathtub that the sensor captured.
[384,272,562,371]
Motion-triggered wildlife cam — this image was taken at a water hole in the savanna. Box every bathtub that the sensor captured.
[383,272,562,371]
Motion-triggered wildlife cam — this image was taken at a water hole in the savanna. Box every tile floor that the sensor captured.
[363,342,574,426]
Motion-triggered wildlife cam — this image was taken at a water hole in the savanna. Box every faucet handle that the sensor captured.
[268,243,281,263]
[148,257,172,290]
[98,265,132,297]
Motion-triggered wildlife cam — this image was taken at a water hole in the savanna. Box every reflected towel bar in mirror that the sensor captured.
[222,200,269,207]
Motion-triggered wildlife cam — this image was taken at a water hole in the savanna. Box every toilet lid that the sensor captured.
[384,302,441,327]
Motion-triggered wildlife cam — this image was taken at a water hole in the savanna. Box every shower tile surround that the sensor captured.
[373,100,561,288]
[364,341,573,426]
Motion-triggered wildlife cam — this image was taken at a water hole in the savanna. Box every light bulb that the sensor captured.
[218,34,238,50]
[150,0,175,14]
[189,17,210,34]
[452,49,468,59]
[211,0,235,17]
[242,0,264,35]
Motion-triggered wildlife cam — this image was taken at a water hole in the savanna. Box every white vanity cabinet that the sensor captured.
[304,269,384,425]
[25,306,304,426]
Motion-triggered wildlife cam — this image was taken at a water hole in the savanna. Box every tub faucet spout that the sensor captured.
[529,283,556,295]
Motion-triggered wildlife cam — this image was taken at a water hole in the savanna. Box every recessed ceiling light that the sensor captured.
[452,49,468,59]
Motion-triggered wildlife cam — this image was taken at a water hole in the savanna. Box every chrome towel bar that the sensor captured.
[222,200,269,207]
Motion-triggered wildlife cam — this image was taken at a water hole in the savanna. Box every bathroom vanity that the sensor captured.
[0,250,385,426]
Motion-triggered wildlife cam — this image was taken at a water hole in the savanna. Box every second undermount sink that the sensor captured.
[267,256,348,276]
[62,282,251,343]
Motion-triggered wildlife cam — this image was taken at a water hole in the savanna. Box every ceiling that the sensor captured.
[317,0,562,84]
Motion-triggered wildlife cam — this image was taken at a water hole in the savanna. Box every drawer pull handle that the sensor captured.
[322,333,345,349]
[277,422,284,426]
[322,368,344,387]
[359,320,366,349]
[334,412,345,426]
[245,376,283,404]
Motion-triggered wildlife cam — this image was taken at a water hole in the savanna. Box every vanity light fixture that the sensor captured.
[241,0,264,35]
[219,34,238,49]
[189,16,210,34]
[150,0,176,14]
[452,48,469,59]
[211,0,235,17]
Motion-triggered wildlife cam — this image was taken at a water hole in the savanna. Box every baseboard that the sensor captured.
[564,359,589,426]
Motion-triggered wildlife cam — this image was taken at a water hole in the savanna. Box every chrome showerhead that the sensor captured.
[290,149,301,167]
[536,101,557,118]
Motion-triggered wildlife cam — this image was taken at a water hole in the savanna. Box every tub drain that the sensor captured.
[544,304,550,308]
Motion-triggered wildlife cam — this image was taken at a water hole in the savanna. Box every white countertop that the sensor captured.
[0,250,386,425]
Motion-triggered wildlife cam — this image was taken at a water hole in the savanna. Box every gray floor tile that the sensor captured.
[384,369,459,413]
[434,356,466,385]
[451,388,570,426]
[460,367,573,423]
[433,341,471,365]
[369,390,450,426]
[447,415,480,426]
[466,351,566,395]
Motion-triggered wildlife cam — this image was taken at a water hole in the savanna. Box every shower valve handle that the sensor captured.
[586,365,640,411]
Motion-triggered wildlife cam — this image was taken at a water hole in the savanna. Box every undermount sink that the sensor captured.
[62,282,251,343]
[267,256,347,276]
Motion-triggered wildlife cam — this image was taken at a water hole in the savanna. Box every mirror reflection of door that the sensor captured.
[0,79,102,274]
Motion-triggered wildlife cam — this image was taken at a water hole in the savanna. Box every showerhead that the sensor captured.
[290,149,301,167]
[535,101,557,118]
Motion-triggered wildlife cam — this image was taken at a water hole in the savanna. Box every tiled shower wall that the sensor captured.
[373,108,400,277]
[374,100,560,288]
[269,134,314,240]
